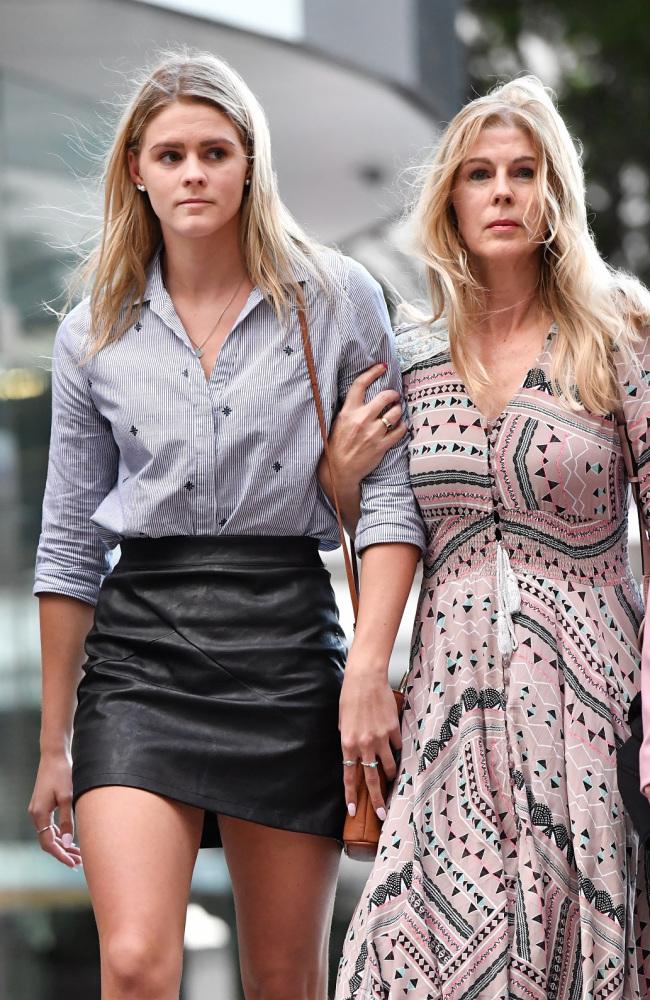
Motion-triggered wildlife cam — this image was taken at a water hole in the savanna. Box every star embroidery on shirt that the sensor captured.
[130,425,138,436]
[182,369,189,378]
[134,321,143,332]
[184,480,195,491]
[272,461,282,472]
[218,517,227,527]
[222,406,232,416]
[283,345,294,355]
[87,378,93,388]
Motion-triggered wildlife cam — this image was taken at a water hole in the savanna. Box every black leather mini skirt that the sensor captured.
[72,535,347,847]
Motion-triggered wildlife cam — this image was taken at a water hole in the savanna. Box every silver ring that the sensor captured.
[36,824,54,836]
[380,415,393,432]
[342,759,357,767]
[361,760,379,769]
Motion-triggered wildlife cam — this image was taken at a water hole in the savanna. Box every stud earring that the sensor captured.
[245,178,251,187]
[136,183,146,192]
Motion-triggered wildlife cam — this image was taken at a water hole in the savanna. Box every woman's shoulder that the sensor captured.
[54,297,93,357]
[319,250,382,299]
[394,318,450,373]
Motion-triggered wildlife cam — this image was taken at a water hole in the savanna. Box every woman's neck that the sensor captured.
[161,226,248,304]
[472,253,545,339]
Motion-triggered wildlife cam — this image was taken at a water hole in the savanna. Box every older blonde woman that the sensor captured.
[329,77,650,999]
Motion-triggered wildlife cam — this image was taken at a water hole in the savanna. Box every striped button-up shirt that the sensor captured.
[34,249,426,605]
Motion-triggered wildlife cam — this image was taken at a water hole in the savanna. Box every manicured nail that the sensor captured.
[62,834,73,848]
[347,803,356,817]
[381,363,388,370]
[377,807,387,822]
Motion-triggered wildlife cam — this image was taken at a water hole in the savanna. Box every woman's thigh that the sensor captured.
[218,815,341,1000]
[75,786,203,992]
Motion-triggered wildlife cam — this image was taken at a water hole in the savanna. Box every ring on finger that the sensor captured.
[361,760,379,769]
[36,824,55,836]
[380,415,393,433]
[342,759,357,767]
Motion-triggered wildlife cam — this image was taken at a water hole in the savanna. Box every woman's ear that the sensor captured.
[127,148,143,187]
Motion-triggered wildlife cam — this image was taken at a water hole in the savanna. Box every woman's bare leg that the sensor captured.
[219,816,341,1000]
[75,786,204,1000]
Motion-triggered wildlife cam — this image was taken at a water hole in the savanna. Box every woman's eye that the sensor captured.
[515,166,535,179]
[159,151,181,163]
[468,168,490,181]
[207,147,227,161]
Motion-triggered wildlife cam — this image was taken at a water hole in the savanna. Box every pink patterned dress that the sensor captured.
[336,323,650,1000]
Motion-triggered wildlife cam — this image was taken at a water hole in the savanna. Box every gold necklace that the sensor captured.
[187,275,247,359]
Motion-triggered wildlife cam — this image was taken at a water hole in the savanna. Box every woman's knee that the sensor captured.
[241,955,326,1000]
[102,931,183,998]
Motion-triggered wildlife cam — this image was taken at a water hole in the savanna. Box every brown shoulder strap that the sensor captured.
[615,404,650,606]
[296,298,360,622]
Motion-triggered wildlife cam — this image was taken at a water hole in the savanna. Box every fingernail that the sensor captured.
[347,803,356,817]
[381,363,388,370]
[377,807,387,822]
[62,834,73,848]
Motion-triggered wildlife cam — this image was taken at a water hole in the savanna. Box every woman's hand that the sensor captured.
[28,751,82,868]
[319,364,408,492]
[339,666,402,821]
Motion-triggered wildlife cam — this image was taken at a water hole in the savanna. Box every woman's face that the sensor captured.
[451,124,545,268]
[128,98,249,243]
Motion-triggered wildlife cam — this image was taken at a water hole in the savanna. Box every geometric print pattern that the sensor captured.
[335,325,650,998]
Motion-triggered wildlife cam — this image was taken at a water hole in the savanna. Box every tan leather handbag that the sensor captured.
[297,298,404,861]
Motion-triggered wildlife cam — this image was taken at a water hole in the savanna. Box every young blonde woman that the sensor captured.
[27,52,425,1000]
[326,77,650,999]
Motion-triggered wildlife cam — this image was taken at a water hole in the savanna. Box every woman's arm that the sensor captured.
[28,595,93,866]
[317,366,407,534]
[30,306,119,863]
[339,542,420,817]
[614,329,650,799]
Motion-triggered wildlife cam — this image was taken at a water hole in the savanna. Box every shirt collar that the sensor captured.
[135,244,311,309]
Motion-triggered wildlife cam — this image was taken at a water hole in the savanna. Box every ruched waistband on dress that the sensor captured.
[117,534,322,570]
[425,513,632,588]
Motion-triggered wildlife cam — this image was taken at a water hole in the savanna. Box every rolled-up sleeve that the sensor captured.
[34,306,119,605]
[338,260,426,555]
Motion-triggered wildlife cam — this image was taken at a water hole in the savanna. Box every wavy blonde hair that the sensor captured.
[410,75,650,414]
[77,49,329,352]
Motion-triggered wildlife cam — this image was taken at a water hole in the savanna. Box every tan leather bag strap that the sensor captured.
[296,298,360,622]
[615,404,650,608]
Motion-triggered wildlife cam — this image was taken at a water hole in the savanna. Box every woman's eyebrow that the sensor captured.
[148,137,238,152]
[463,154,537,166]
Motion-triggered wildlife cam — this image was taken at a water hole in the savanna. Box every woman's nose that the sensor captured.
[181,156,208,186]
[491,170,514,204]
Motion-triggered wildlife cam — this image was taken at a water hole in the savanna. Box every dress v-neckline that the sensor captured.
[454,321,557,430]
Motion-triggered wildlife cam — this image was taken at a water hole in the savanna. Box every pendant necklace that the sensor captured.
[187,274,247,359]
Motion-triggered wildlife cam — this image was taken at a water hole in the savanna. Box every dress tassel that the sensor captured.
[496,542,520,658]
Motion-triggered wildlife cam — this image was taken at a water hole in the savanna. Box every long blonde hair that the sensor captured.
[410,75,650,414]
[77,49,329,352]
